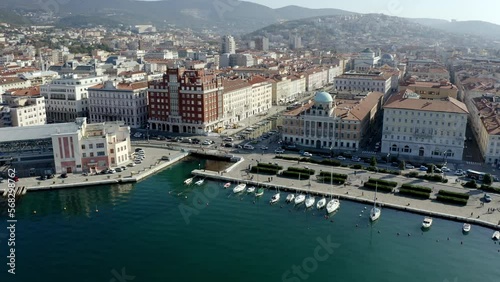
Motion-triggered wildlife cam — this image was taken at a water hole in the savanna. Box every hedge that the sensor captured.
[363,182,394,192]
[280,170,311,180]
[436,194,468,205]
[351,164,363,169]
[367,178,398,188]
[275,155,301,161]
[398,188,430,199]
[256,163,283,170]
[377,168,401,175]
[438,190,469,200]
[400,184,432,193]
[479,185,500,194]
[250,166,279,175]
[417,174,444,182]
[464,180,478,189]
[318,171,348,179]
[320,159,342,166]
[318,176,346,184]
[287,167,315,175]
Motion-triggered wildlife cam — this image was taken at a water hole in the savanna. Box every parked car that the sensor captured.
[434,167,442,173]
[60,173,68,178]
[337,156,346,160]
[121,166,127,171]
[223,137,234,142]
[39,175,47,180]
[260,146,269,150]
[351,156,361,162]
[108,169,116,174]
[202,140,211,145]
[275,148,285,154]
[405,164,415,169]
[441,167,451,172]
[224,143,233,148]
[127,163,136,167]
[243,144,254,150]
[484,193,492,203]
[135,148,143,152]
[455,169,465,176]
[302,152,312,157]
[419,166,428,171]
[134,160,142,164]
[115,168,123,172]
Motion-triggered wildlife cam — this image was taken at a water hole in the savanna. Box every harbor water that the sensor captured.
[1,158,499,282]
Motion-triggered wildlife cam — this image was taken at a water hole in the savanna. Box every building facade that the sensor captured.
[334,71,393,100]
[51,117,131,173]
[381,91,468,161]
[40,74,106,123]
[88,81,148,129]
[221,35,236,54]
[469,95,500,165]
[1,88,46,127]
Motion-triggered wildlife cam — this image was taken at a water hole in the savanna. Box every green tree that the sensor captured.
[483,174,493,185]
[370,156,377,167]
[427,165,435,174]
[399,160,406,170]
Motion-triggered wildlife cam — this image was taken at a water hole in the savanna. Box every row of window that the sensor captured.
[385,127,464,137]
[386,110,464,119]
[384,135,461,145]
[81,143,105,150]
[82,151,105,157]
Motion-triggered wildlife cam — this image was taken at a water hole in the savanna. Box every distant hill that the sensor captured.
[275,5,357,20]
[408,18,500,40]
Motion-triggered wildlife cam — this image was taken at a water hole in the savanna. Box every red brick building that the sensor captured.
[148,68,224,134]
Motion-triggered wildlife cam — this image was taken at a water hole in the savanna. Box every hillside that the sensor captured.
[409,18,500,40]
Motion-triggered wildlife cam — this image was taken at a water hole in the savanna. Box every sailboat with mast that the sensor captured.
[326,167,340,214]
[370,182,381,221]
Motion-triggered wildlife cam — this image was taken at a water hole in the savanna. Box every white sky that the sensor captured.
[243,0,500,25]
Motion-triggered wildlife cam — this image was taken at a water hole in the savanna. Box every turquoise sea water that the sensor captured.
[1,157,499,282]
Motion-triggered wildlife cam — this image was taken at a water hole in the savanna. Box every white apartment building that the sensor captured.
[221,35,236,54]
[51,117,131,173]
[1,88,46,127]
[19,71,59,86]
[0,77,31,94]
[222,79,252,125]
[305,68,329,91]
[381,91,468,161]
[88,80,148,129]
[144,50,178,60]
[249,77,273,116]
[334,71,393,100]
[40,74,106,123]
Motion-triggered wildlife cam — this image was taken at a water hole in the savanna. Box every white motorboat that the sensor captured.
[286,194,295,202]
[247,186,256,193]
[270,193,280,204]
[184,178,194,185]
[422,217,433,229]
[326,199,340,214]
[316,198,326,209]
[305,196,315,208]
[370,183,381,222]
[233,183,247,193]
[255,188,264,197]
[294,194,306,205]
[492,231,500,240]
[223,182,231,189]
[194,179,204,186]
[462,223,471,233]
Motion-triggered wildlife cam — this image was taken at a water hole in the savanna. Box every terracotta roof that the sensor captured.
[472,97,500,135]
[248,75,269,85]
[6,86,41,96]
[222,79,251,92]
[384,92,468,114]
[0,77,26,85]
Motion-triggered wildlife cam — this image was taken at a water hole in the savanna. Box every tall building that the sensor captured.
[1,87,46,127]
[381,90,468,161]
[290,35,302,49]
[40,74,106,123]
[88,81,148,129]
[255,37,269,51]
[221,35,236,54]
[334,71,394,100]
[468,94,500,165]
[148,68,224,134]
[51,117,131,173]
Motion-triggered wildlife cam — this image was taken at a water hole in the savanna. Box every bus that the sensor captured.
[466,169,486,181]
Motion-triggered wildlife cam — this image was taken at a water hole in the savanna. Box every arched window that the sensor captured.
[391,144,398,152]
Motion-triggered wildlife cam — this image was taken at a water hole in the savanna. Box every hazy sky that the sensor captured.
[244,0,500,25]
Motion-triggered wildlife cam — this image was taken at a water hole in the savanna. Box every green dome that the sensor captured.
[314,91,333,103]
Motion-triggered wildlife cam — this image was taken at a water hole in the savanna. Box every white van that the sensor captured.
[243,144,254,150]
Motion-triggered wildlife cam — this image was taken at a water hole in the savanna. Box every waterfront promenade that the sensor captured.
[192,152,500,229]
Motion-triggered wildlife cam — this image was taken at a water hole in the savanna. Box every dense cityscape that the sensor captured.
[1,1,500,281]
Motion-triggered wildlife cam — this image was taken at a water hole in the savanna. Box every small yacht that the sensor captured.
[294,194,306,205]
[462,223,471,233]
[286,194,295,203]
[305,196,315,209]
[247,186,256,193]
[223,182,231,189]
[233,183,247,193]
[184,178,194,185]
[270,192,280,204]
[492,231,500,240]
[194,179,204,186]
[370,183,381,222]
[422,217,433,229]
[326,199,340,214]
[316,198,326,209]
[255,188,264,197]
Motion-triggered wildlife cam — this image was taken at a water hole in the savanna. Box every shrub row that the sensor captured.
[318,171,348,179]
[287,167,315,175]
[363,182,394,193]
[367,178,398,188]
[275,155,301,161]
[319,159,342,166]
[436,195,468,206]
[417,174,445,182]
[256,163,283,170]
[250,166,278,175]
[400,184,432,193]
[280,170,311,180]
[438,190,469,200]
[463,180,478,189]
[318,176,346,185]
[398,188,430,199]
[479,185,500,194]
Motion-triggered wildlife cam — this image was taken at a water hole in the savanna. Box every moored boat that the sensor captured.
[294,194,306,205]
[492,231,500,240]
[194,179,204,186]
[184,178,194,185]
[270,192,280,204]
[286,194,295,202]
[255,188,264,197]
[305,196,315,208]
[223,182,231,189]
[462,223,471,233]
[326,199,340,214]
[233,183,247,193]
[370,183,381,222]
[316,198,326,209]
[247,186,256,193]
[422,217,433,229]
